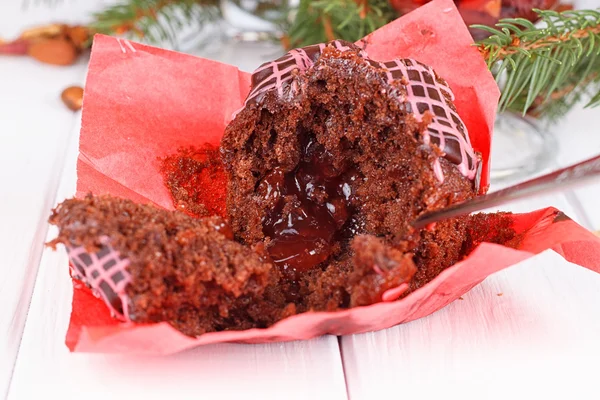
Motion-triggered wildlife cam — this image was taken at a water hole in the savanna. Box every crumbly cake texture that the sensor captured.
[49,40,519,337]
[48,195,278,335]
[49,195,429,334]
[49,195,519,336]
[160,145,227,219]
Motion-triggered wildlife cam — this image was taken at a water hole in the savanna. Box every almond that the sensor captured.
[28,38,77,66]
[20,23,66,40]
[66,25,90,50]
[61,86,84,111]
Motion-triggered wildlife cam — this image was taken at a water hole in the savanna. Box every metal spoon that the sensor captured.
[412,153,600,230]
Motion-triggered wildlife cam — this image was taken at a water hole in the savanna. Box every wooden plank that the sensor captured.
[339,12,600,394]
[340,131,600,400]
[0,61,87,396]
[341,247,600,400]
[5,1,599,398]
[7,72,348,400]
[0,4,111,395]
[339,71,600,398]
[8,192,348,400]
[4,10,346,397]
[10,241,347,400]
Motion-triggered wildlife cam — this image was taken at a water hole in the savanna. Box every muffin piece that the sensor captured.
[304,234,418,310]
[48,194,277,336]
[221,40,481,284]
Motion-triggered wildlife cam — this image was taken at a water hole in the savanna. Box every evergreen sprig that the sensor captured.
[90,0,221,48]
[36,0,600,121]
[285,0,397,49]
[474,8,600,120]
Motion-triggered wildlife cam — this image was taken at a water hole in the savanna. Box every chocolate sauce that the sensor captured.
[261,138,363,277]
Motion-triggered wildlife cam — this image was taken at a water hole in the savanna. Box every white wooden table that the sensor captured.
[2,2,600,399]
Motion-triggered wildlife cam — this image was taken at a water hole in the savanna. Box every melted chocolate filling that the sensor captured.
[260,137,363,279]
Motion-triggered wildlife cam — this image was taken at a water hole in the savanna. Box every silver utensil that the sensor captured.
[412,153,600,230]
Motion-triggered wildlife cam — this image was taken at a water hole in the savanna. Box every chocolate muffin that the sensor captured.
[48,40,515,337]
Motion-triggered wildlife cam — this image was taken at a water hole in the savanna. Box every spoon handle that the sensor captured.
[412,154,600,230]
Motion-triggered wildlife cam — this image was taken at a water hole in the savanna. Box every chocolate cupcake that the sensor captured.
[49,40,499,336]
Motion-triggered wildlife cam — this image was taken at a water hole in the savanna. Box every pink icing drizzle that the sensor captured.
[381,283,409,302]
[244,40,364,106]
[67,239,132,321]
[376,58,477,182]
[432,158,445,183]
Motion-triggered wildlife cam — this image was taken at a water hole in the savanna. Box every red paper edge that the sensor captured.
[76,158,160,205]
[65,1,596,355]
[66,208,600,354]
[76,34,252,209]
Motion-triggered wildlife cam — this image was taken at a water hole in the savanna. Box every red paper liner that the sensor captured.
[64,0,600,354]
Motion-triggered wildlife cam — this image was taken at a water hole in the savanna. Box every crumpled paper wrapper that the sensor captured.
[65,0,600,354]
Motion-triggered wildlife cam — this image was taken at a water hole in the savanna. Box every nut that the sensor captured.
[28,38,77,66]
[20,24,66,40]
[66,26,91,50]
[61,86,84,111]
[483,0,501,18]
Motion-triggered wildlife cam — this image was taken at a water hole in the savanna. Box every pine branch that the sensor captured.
[285,0,397,49]
[474,8,600,120]
[90,0,221,48]
[32,0,600,122]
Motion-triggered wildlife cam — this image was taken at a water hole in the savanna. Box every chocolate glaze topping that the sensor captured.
[241,40,479,183]
[67,240,132,321]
